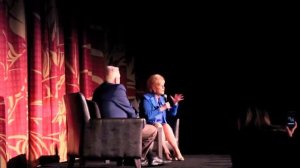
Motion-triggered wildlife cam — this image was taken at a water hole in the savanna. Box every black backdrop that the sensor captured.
[65,0,299,156]
[77,1,299,154]
[127,12,299,154]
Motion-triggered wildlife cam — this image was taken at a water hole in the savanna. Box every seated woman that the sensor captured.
[142,74,184,161]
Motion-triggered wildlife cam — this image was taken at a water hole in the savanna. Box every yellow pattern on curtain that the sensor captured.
[0,0,135,167]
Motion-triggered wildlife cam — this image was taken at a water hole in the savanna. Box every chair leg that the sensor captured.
[67,155,75,168]
[134,158,141,168]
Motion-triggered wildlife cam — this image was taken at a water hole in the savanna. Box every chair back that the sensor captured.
[86,100,101,119]
[64,92,90,155]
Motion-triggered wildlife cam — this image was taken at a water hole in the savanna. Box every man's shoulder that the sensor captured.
[99,82,124,89]
[114,84,126,91]
[96,82,107,89]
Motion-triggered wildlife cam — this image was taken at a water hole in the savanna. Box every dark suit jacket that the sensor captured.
[92,82,137,118]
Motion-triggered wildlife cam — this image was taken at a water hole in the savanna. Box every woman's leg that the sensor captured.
[154,123,172,160]
[162,123,184,160]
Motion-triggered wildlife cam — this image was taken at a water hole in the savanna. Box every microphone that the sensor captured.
[163,94,172,109]
[163,94,168,102]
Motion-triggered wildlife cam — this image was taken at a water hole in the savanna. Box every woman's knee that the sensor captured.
[154,123,162,128]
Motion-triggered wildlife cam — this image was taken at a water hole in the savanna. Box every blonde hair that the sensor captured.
[146,74,165,92]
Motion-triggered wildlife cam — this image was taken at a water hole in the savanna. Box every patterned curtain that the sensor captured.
[0,0,28,167]
[27,0,66,166]
[0,0,135,167]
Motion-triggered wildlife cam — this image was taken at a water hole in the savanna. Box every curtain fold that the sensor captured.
[0,96,6,167]
[0,1,28,167]
[28,0,67,165]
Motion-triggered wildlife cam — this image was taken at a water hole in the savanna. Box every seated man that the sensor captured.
[92,66,164,166]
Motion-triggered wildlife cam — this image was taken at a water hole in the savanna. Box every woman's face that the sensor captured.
[153,80,165,95]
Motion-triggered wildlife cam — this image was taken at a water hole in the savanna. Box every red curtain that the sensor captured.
[0,0,135,167]
[0,0,29,167]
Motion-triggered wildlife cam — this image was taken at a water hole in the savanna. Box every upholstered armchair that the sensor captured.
[64,92,145,168]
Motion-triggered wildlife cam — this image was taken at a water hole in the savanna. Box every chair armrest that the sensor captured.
[83,118,145,158]
[174,118,180,144]
[156,126,163,159]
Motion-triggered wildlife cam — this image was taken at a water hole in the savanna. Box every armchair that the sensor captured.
[64,92,145,168]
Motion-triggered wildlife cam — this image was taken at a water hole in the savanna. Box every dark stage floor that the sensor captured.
[38,155,232,168]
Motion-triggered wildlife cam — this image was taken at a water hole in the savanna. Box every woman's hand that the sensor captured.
[286,121,298,137]
[170,94,184,105]
[160,102,171,111]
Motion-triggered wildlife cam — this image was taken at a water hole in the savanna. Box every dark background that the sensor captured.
[126,8,299,154]
[77,2,299,154]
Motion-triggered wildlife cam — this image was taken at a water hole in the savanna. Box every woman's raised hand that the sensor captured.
[170,94,184,105]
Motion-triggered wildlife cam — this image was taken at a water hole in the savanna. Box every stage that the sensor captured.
[38,154,232,168]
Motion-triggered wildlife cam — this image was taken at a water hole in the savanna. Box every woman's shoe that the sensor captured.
[165,153,173,161]
[174,156,184,161]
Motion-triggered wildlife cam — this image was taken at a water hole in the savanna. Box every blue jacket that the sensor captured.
[142,93,178,124]
[92,82,136,118]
